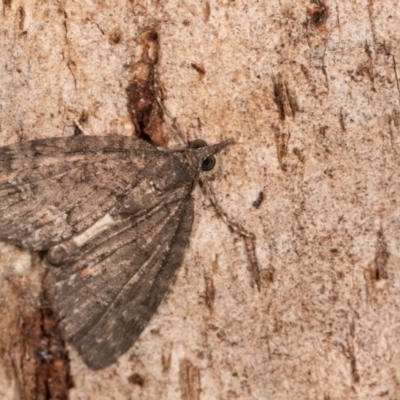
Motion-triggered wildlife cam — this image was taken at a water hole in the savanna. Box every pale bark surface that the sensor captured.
[1,1,400,399]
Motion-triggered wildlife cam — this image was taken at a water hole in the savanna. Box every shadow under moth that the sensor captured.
[0,135,233,370]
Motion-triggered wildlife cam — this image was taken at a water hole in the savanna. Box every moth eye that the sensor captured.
[189,139,216,171]
[201,155,216,171]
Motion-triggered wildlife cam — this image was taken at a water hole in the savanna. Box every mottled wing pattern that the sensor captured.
[0,135,198,370]
[54,195,194,370]
[0,135,233,370]
[0,136,160,250]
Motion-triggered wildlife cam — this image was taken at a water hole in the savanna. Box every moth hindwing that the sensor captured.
[0,135,232,370]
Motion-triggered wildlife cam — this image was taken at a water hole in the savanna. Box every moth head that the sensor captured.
[188,139,234,172]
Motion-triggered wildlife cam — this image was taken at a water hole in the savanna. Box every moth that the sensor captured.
[0,135,233,370]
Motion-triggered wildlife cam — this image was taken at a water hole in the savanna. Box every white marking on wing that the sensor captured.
[73,213,115,247]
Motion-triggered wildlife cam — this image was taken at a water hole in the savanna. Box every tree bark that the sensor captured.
[1,0,400,399]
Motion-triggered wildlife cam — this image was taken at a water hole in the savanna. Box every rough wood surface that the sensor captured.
[1,1,400,399]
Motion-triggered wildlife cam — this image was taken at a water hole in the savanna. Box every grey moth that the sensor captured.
[0,135,232,370]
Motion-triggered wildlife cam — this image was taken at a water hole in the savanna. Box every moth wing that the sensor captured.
[0,136,160,250]
[52,194,194,370]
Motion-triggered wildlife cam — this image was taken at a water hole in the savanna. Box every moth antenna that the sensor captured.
[73,120,92,136]
[154,66,261,290]
[199,177,261,291]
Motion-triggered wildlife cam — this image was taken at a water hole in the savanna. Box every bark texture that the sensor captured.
[1,0,400,399]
